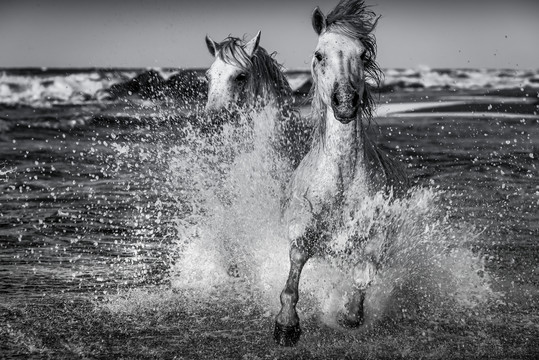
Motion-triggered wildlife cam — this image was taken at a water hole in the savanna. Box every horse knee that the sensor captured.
[290,246,307,262]
[280,287,299,306]
[353,261,376,289]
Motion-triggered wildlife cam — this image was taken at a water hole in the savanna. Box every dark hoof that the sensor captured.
[337,310,364,328]
[273,321,301,346]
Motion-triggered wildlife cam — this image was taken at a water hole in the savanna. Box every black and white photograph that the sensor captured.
[1,0,538,358]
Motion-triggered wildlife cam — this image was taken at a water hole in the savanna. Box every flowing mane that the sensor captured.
[216,36,293,107]
[310,0,382,139]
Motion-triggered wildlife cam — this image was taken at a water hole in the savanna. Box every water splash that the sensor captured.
[259,188,496,328]
[168,106,293,302]
[104,104,497,329]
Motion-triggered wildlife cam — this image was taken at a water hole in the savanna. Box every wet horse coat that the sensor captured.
[274,0,410,346]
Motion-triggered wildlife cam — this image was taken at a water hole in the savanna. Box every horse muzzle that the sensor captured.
[204,99,225,114]
[331,86,360,124]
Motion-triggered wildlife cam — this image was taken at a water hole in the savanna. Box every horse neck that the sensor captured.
[247,56,292,110]
[248,79,291,108]
[322,108,364,159]
[247,99,280,146]
[246,83,292,132]
[245,72,293,146]
[321,109,372,200]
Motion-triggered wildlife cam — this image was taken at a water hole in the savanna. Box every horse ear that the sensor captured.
[244,30,261,57]
[205,35,220,57]
[312,7,326,35]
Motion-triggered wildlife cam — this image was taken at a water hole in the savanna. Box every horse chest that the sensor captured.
[285,146,366,239]
[302,151,349,201]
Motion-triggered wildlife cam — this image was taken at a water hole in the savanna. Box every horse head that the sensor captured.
[310,2,381,124]
[204,32,261,113]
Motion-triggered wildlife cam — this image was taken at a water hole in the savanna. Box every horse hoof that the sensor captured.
[273,321,301,346]
[337,311,364,328]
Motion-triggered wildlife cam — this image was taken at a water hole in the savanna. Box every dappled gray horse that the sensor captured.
[274,0,410,346]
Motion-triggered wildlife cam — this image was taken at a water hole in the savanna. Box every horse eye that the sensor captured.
[360,51,367,61]
[235,73,247,82]
[314,52,323,62]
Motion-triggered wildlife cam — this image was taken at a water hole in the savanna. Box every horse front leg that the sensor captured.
[274,243,309,346]
[338,260,376,328]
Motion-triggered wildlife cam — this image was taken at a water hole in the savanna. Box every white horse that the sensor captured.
[205,32,311,167]
[205,31,293,112]
[273,0,410,346]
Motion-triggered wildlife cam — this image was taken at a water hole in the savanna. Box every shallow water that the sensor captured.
[1,70,538,358]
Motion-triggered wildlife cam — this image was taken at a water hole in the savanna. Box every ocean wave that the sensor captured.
[0,70,127,107]
[0,68,207,108]
[382,67,539,91]
[1,67,538,108]
[288,67,539,94]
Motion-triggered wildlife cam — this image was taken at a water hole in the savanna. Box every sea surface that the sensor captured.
[0,67,538,359]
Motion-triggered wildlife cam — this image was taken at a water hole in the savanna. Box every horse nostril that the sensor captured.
[351,91,359,107]
[332,92,340,107]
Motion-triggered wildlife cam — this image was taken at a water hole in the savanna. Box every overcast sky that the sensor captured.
[0,0,537,69]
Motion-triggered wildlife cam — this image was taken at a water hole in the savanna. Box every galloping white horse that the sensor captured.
[273,0,410,346]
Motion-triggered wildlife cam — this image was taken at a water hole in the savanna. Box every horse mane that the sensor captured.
[310,0,383,140]
[216,36,292,107]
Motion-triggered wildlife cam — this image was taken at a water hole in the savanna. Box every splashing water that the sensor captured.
[113,104,500,328]
[2,70,537,358]
[168,106,293,300]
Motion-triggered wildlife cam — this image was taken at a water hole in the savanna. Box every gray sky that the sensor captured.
[0,0,537,69]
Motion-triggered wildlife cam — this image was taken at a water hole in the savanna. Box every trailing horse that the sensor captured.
[273,0,410,346]
[205,32,311,167]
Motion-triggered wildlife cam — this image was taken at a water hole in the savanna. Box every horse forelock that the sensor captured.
[217,37,252,70]
[215,36,291,107]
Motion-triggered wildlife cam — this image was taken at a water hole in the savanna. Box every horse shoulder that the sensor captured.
[283,143,331,239]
